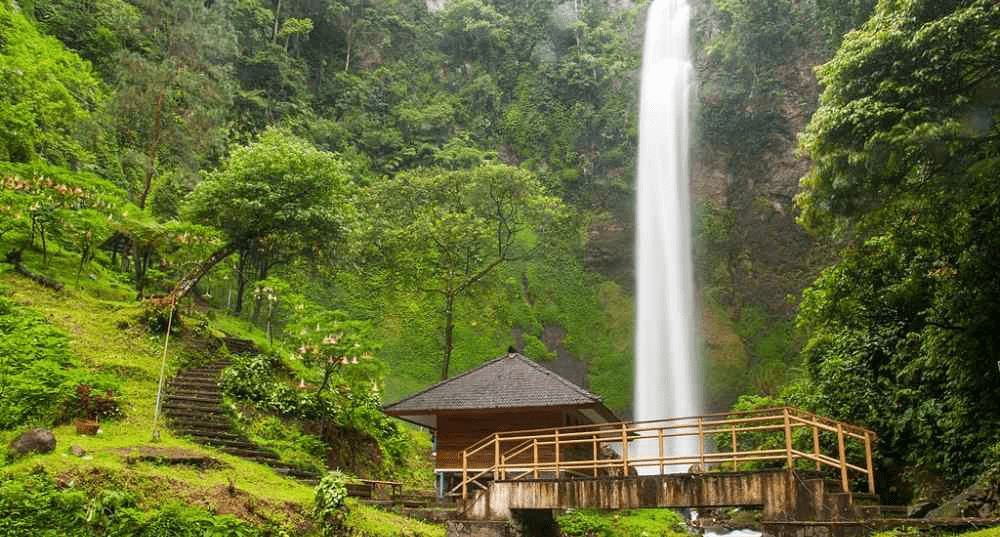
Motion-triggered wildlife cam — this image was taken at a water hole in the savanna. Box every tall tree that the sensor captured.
[795,0,1000,490]
[110,0,236,209]
[169,128,355,304]
[363,163,571,379]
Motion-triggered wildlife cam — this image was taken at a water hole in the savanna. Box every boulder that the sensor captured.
[907,499,938,518]
[927,476,999,518]
[9,428,56,455]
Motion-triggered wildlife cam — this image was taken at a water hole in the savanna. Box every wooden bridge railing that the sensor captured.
[454,407,876,500]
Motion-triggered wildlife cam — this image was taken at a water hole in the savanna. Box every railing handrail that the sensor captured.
[457,407,877,500]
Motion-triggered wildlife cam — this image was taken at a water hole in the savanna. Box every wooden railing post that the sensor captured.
[495,433,503,481]
[534,438,540,479]
[837,423,848,493]
[864,431,875,495]
[658,426,665,475]
[621,423,629,475]
[592,434,598,478]
[554,429,561,478]
[730,425,737,469]
[462,450,468,499]
[783,408,794,470]
[698,417,705,468]
[812,424,821,471]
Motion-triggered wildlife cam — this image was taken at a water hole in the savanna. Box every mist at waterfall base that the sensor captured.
[632,0,701,474]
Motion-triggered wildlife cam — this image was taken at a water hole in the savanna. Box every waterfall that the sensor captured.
[633,0,700,472]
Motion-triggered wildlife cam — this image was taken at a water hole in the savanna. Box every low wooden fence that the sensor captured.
[454,407,876,499]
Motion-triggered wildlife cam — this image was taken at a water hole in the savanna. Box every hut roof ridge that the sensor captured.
[382,351,604,414]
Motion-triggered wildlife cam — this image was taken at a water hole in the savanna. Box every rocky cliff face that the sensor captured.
[583,14,831,410]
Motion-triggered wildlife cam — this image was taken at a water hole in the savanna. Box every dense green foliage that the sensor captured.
[557,509,686,537]
[796,0,1000,488]
[222,351,411,477]
[0,471,269,536]
[0,291,121,429]
[0,2,106,168]
[4,0,1000,513]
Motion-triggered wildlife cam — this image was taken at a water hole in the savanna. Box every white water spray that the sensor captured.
[634,0,700,471]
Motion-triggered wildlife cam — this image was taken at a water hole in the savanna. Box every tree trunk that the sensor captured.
[133,247,151,300]
[319,364,334,393]
[440,293,455,380]
[233,249,248,315]
[138,92,165,210]
[167,243,236,304]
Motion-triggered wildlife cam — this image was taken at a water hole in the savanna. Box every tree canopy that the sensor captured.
[363,163,571,379]
[795,0,1000,487]
[170,128,355,302]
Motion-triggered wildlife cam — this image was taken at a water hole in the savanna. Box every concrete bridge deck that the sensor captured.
[461,469,865,522]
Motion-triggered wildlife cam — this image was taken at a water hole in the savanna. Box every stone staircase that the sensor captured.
[793,473,882,521]
[162,360,319,482]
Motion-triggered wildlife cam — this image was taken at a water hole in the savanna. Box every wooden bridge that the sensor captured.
[451,407,877,525]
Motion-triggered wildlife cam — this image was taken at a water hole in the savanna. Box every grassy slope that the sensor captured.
[0,253,443,537]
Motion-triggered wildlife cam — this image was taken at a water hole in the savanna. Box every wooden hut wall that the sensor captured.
[436,410,565,469]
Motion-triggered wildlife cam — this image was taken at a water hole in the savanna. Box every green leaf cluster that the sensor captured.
[557,509,687,537]
[0,2,106,168]
[0,471,270,536]
[795,0,1000,490]
[0,291,122,429]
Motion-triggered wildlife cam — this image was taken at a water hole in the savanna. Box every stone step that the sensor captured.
[163,405,227,418]
[162,401,227,414]
[221,338,257,355]
[182,363,228,371]
[188,435,258,450]
[220,446,280,460]
[167,416,233,429]
[267,464,320,481]
[168,388,223,399]
[188,361,231,370]
[166,394,222,405]
[172,373,224,382]
[175,429,247,442]
[168,378,222,389]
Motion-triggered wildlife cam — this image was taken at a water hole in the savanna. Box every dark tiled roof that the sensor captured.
[383,352,605,414]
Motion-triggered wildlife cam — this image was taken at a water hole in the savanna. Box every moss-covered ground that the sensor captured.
[0,250,443,537]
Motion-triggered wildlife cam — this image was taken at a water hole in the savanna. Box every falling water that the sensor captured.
[634,0,700,472]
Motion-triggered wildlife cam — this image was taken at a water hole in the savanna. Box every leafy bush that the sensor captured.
[0,470,271,536]
[557,509,687,537]
[222,351,412,473]
[59,384,123,422]
[558,509,612,537]
[313,471,350,537]
[0,293,124,429]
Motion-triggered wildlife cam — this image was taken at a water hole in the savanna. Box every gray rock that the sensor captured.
[9,428,56,455]
[927,476,999,519]
[907,499,938,518]
[70,445,86,457]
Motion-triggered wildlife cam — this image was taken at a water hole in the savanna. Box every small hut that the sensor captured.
[382,351,619,496]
